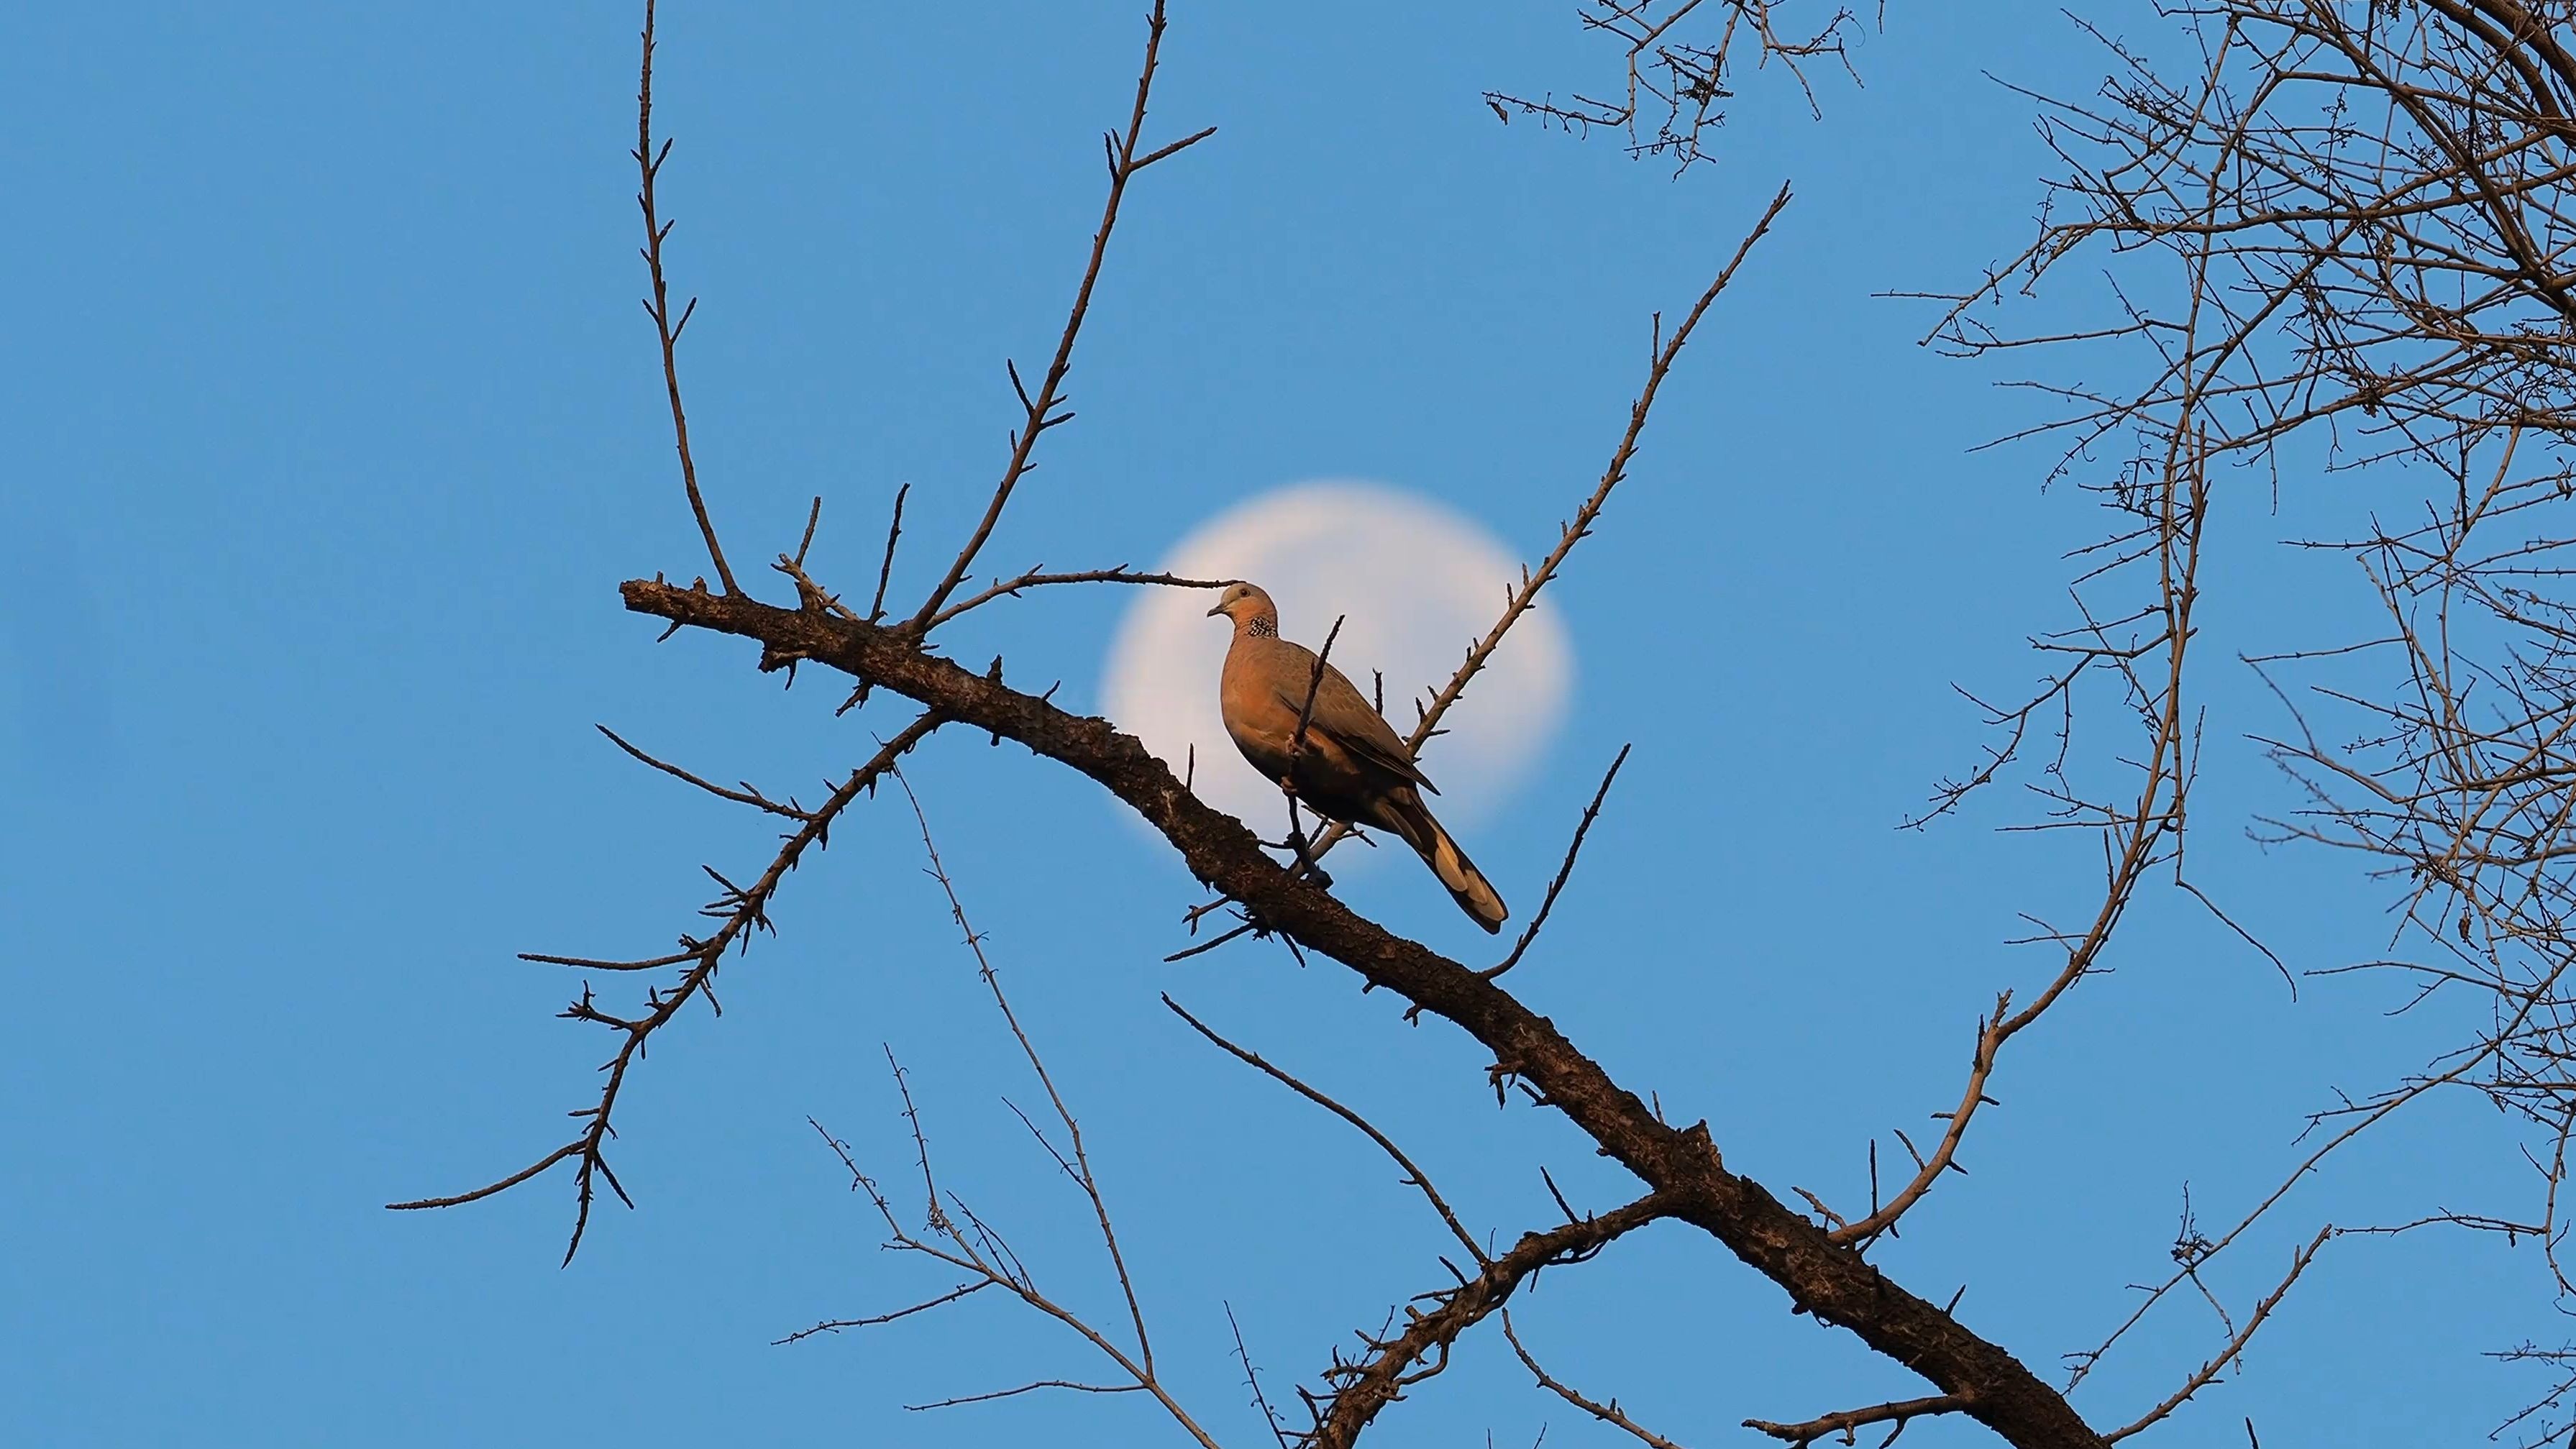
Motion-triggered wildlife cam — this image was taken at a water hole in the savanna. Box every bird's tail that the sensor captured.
[1385,791,1508,933]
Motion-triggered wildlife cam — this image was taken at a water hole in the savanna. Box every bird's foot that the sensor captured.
[1260,834,1334,890]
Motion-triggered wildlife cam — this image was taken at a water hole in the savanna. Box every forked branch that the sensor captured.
[905,0,1215,634]
[1305,1191,1676,1448]
[784,785,1223,1445]
[388,711,944,1261]
[615,575,2116,1448]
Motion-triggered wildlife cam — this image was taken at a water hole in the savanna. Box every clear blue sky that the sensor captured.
[1,4,2544,1444]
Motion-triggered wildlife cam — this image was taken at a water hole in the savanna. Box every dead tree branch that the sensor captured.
[613,575,2112,1448]
[388,710,942,1261]
[1489,742,1632,979]
[782,780,1223,1445]
[1484,1,1875,173]
[1279,182,1791,880]
[1502,1310,1689,1449]
[1745,1392,1966,1447]
[890,766,1159,1376]
[926,567,1228,631]
[903,0,1215,634]
[1303,1192,1676,1448]
[1164,995,1489,1269]
[2101,1227,2335,1443]
[633,0,735,596]
[1932,5,2576,1431]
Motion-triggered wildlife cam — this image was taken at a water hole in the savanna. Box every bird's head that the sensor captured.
[1205,580,1277,628]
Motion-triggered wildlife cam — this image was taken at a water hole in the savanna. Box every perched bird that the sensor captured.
[1207,581,1509,933]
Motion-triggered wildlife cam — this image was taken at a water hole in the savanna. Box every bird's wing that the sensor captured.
[1266,645,1437,793]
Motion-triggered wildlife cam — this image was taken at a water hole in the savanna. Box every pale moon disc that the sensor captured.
[1100,480,1574,849]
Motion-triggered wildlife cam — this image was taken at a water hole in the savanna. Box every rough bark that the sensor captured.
[621,576,2109,1449]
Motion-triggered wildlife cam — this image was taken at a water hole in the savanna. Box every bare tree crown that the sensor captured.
[391,2,2576,1445]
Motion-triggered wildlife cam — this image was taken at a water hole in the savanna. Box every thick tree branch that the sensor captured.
[616,577,2111,1449]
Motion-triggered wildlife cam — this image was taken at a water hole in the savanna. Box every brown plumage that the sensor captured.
[1207,581,1509,933]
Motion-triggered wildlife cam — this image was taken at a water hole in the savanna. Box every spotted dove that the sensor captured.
[1207,581,1509,933]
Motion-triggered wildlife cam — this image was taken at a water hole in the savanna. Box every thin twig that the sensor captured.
[775,1280,992,1344]
[595,724,812,819]
[1164,994,1490,1267]
[2103,1226,2335,1442]
[1502,1310,1688,1449]
[908,1380,1143,1412]
[1302,183,1791,868]
[1228,1302,1294,1449]
[926,566,1226,631]
[808,1088,1225,1449]
[1745,1392,1968,1446]
[793,495,823,568]
[634,0,736,595]
[868,482,909,624]
[1488,743,1632,979]
[892,766,1159,1376]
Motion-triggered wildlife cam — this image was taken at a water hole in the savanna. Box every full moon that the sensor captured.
[1100,480,1574,850]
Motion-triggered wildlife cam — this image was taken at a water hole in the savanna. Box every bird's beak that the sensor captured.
[1206,601,1225,617]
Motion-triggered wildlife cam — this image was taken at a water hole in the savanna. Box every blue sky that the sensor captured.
[1,4,2549,1445]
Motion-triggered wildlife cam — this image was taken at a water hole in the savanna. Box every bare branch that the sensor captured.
[1220,182,1792,895]
[1485,1,1873,173]
[1307,1192,1676,1448]
[905,0,1214,634]
[1164,995,1490,1268]
[2103,1226,2336,1442]
[775,1280,993,1345]
[618,572,2115,1449]
[926,566,1228,631]
[868,481,908,624]
[1502,1310,1688,1449]
[595,724,811,820]
[633,0,736,595]
[1935,16,2576,1432]
[803,1063,1226,1447]
[388,711,944,1260]
[908,1380,1144,1412]
[1745,1393,1967,1446]
[1487,743,1631,979]
[1835,436,2214,1248]
[1230,1302,1294,1449]
[892,767,1159,1376]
